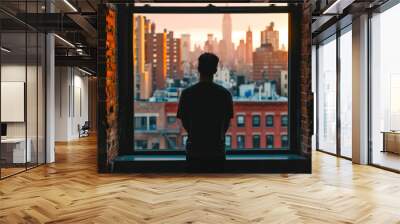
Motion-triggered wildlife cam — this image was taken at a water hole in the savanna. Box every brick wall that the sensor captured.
[300,0,313,157]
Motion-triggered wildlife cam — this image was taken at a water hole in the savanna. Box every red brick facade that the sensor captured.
[135,101,288,150]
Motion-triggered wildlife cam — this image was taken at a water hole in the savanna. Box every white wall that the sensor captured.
[55,67,89,141]
[1,63,46,164]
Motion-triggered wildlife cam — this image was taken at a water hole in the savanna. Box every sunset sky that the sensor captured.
[137,13,288,51]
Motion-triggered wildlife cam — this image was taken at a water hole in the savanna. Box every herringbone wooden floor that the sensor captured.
[1,136,400,224]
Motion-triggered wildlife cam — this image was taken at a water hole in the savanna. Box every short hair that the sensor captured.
[198,53,219,76]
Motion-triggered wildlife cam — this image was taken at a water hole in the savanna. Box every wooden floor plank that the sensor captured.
[1,136,400,223]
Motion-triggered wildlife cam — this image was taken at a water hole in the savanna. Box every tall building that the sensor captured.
[180,34,191,75]
[133,15,152,100]
[222,14,234,66]
[261,22,280,51]
[145,27,167,90]
[236,39,246,65]
[245,27,253,65]
[167,31,183,80]
[204,34,215,53]
[180,34,191,62]
[252,44,288,94]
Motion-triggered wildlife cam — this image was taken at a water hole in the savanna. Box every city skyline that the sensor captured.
[136,13,288,50]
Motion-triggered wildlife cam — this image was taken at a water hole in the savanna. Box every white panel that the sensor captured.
[1,82,25,122]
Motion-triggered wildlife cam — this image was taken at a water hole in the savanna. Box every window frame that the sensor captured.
[252,134,261,148]
[252,115,261,127]
[266,114,274,127]
[128,5,303,156]
[237,115,245,127]
[314,21,353,160]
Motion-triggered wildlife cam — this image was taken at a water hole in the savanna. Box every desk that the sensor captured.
[1,138,31,163]
[382,131,400,154]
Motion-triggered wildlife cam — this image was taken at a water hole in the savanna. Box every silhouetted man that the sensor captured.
[177,53,233,170]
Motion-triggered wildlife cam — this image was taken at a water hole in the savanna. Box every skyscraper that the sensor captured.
[261,22,280,51]
[145,27,167,90]
[222,14,234,66]
[133,15,152,100]
[245,26,253,65]
[181,34,191,75]
[180,34,191,62]
[167,31,183,80]
[236,39,246,64]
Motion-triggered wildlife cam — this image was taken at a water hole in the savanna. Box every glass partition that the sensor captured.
[0,1,46,179]
[370,4,400,171]
[1,31,28,177]
[339,28,352,158]
[317,36,337,154]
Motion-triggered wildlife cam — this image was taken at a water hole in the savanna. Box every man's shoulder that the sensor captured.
[212,83,232,97]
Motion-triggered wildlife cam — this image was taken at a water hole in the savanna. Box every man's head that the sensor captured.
[198,53,219,80]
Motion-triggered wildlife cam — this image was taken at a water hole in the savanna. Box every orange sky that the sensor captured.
[137,13,288,51]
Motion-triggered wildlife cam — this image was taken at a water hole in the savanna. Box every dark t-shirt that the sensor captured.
[177,82,233,157]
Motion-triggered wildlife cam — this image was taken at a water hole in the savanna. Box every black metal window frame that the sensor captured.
[367,0,400,173]
[129,4,303,156]
[314,20,353,160]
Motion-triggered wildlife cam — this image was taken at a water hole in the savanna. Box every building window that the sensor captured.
[151,142,160,149]
[225,135,232,149]
[266,135,274,148]
[135,116,147,130]
[237,115,245,127]
[281,115,288,127]
[149,116,157,130]
[237,135,245,149]
[167,116,176,124]
[266,115,274,127]
[281,135,288,148]
[167,136,177,148]
[252,135,260,148]
[135,140,148,149]
[252,115,260,127]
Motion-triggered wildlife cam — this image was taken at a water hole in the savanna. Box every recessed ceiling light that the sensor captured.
[54,34,75,48]
[1,47,11,53]
[63,0,78,12]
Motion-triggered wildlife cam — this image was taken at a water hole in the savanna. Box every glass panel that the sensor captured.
[27,30,38,169]
[339,29,352,158]
[237,135,245,149]
[266,135,274,148]
[371,5,400,171]
[317,37,337,154]
[38,33,45,165]
[266,115,274,127]
[252,135,260,148]
[1,30,28,177]
[133,13,289,151]
[252,115,260,127]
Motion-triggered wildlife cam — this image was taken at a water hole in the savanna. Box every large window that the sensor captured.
[133,11,291,151]
[317,36,337,154]
[370,5,400,171]
[339,28,352,158]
